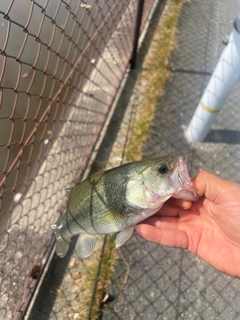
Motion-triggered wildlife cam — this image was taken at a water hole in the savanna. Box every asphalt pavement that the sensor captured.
[102,0,240,319]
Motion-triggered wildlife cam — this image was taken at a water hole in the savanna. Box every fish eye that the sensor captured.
[158,163,168,174]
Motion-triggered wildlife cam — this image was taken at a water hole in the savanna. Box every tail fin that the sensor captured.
[50,224,70,258]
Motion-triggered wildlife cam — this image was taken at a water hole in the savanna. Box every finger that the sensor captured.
[140,215,179,229]
[166,197,192,209]
[192,170,228,200]
[135,223,188,249]
[154,203,186,217]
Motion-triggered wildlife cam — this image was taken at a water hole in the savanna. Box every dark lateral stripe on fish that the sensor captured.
[66,202,90,234]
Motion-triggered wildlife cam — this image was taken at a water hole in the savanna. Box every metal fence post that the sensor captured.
[130,0,145,69]
[185,13,240,142]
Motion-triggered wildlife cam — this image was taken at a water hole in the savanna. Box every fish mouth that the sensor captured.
[177,155,192,188]
[171,155,199,201]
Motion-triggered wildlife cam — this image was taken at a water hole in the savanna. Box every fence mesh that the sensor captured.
[0,1,157,319]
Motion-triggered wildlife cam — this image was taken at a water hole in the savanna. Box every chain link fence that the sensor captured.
[0,0,158,319]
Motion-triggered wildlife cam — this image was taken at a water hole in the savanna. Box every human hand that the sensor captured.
[135,171,240,277]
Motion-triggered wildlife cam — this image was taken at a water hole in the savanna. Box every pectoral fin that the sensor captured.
[116,226,134,248]
[76,234,100,259]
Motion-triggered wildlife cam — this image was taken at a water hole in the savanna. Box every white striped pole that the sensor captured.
[185,13,240,142]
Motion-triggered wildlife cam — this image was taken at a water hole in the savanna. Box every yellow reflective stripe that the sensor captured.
[200,100,221,114]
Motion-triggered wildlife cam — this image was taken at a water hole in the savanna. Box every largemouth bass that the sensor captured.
[51,155,198,259]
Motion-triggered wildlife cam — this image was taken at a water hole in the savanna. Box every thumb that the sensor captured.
[192,170,229,202]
